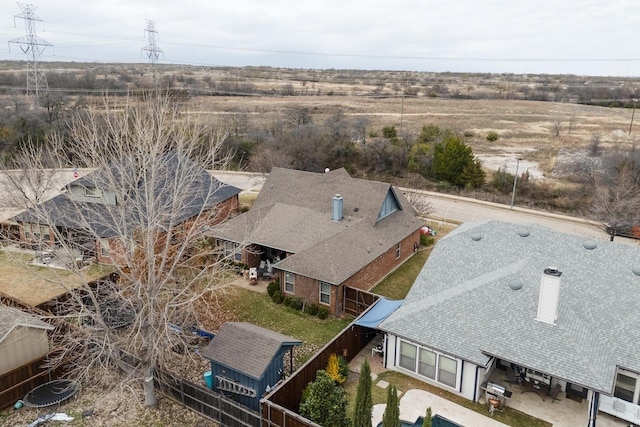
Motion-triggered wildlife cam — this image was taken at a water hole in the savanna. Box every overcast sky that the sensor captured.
[1,0,639,76]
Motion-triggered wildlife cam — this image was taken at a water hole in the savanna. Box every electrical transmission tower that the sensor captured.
[9,3,53,105]
[142,20,163,91]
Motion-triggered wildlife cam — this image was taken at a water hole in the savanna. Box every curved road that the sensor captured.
[213,171,638,246]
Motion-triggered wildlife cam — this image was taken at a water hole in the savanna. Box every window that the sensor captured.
[24,223,48,240]
[418,348,436,379]
[614,372,637,403]
[84,187,102,198]
[395,242,401,259]
[398,340,459,389]
[319,282,331,305]
[438,355,458,388]
[399,341,417,371]
[100,239,111,257]
[284,272,295,294]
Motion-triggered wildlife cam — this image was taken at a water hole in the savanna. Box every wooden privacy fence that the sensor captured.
[261,322,376,427]
[157,371,261,427]
[343,286,378,317]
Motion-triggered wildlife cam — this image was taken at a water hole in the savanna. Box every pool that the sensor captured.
[377,414,463,427]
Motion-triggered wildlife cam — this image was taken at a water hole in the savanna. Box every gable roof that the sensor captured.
[13,153,241,238]
[0,305,54,343]
[199,322,301,380]
[209,167,422,284]
[379,221,640,395]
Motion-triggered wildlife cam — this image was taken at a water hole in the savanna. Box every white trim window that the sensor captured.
[398,339,460,389]
[614,370,640,404]
[84,187,102,198]
[395,242,401,259]
[399,341,417,371]
[284,272,295,294]
[319,282,331,305]
[418,348,436,380]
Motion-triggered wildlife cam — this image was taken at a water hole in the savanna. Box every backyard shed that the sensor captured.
[200,322,301,411]
[0,305,54,409]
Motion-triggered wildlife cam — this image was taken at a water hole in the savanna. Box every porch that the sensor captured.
[350,335,627,427]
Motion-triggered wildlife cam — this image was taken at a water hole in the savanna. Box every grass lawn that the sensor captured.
[222,287,352,365]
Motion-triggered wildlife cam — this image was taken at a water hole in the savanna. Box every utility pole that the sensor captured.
[9,3,53,106]
[629,98,638,135]
[510,158,521,210]
[142,19,163,92]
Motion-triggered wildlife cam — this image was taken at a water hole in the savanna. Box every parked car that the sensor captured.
[604,223,640,239]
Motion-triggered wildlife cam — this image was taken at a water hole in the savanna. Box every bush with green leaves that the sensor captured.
[267,279,280,297]
[305,303,319,316]
[317,306,329,319]
[289,298,304,311]
[420,234,435,247]
[299,370,350,427]
[272,291,284,304]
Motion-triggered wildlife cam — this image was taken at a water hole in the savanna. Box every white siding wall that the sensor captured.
[384,334,480,401]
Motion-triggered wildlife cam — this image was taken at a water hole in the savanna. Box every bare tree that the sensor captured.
[591,157,640,241]
[2,95,238,408]
[404,191,434,218]
[589,133,602,156]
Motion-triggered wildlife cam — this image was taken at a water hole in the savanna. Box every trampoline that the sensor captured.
[22,379,80,408]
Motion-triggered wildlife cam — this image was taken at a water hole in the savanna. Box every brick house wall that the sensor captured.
[278,229,421,316]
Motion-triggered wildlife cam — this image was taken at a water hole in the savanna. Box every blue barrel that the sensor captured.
[204,371,213,389]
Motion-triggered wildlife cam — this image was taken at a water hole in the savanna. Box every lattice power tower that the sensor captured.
[142,20,163,91]
[9,3,53,105]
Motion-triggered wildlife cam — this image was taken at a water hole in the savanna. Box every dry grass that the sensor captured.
[0,250,114,307]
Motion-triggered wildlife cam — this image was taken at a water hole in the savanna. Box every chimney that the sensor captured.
[536,267,562,325]
[332,194,343,221]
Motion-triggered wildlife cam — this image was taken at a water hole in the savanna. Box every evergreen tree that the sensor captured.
[300,370,351,427]
[353,358,373,427]
[422,407,432,427]
[382,385,400,427]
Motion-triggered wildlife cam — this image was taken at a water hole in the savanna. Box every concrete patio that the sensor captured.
[349,335,627,427]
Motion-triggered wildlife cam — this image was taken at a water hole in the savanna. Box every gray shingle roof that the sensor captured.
[379,221,640,395]
[13,153,241,238]
[199,322,301,380]
[209,167,422,284]
[0,305,54,343]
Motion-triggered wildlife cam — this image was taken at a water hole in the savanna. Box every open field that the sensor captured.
[189,95,637,179]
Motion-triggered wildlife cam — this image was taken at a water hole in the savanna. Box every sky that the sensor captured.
[1,0,639,77]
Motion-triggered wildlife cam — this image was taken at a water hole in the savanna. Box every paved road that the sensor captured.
[213,171,638,246]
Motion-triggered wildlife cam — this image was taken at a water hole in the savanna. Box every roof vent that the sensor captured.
[633,266,640,276]
[517,228,530,237]
[471,233,483,241]
[332,194,343,221]
[583,240,597,250]
[509,278,523,290]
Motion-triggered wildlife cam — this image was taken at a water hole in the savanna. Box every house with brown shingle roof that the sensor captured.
[208,167,423,316]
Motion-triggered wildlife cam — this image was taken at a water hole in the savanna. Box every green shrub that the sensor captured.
[267,279,280,297]
[420,234,435,247]
[317,306,329,319]
[290,298,304,311]
[486,131,499,142]
[305,303,319,316]
[272,291,284,304]
[463,130,475,138]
